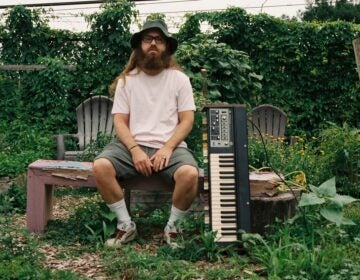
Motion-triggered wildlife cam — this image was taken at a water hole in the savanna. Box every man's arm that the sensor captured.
[113,113,135,149]
[151,110,194,171]
[164,110,194,150]
[114,113,153,176]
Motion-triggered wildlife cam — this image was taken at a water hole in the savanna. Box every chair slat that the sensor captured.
[91,97,100,140]
[76,95,114,150]
[250,104,288,142]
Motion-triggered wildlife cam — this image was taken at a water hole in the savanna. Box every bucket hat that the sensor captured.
[130,19,178,55]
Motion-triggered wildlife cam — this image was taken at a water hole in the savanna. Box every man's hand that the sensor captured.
[131,146,153,176]
[150,145,173,172]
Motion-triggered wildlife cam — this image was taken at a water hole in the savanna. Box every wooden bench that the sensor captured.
[26,159,204,233]
[26,160,299,234]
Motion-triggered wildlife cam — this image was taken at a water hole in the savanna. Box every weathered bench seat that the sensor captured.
[26,160,299,234]
[26,159,204,233]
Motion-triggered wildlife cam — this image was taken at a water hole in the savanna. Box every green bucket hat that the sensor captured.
[130,19,178,55]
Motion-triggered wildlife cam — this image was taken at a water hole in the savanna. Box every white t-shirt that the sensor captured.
[112,68,196,148]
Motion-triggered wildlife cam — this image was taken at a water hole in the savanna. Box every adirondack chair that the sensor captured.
[248,104,288,142]
[56,95,114,160]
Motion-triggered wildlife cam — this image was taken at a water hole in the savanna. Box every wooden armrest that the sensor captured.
[56,134,79,160]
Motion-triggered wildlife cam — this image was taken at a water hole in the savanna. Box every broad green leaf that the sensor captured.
[299,192,325,207]
[320,206,342,226]
[318,177,336,197]
[320,206,355,226]
[309,184,321,196]
[101,211,117,221]
[218,61,230,68]
[209,90,221,97]
[103,221,116,238]
[331,194,358,206]
[339,217,356,226]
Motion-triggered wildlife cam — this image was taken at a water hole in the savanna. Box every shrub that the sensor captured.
[316,122,360,197]
[0,183,26,214]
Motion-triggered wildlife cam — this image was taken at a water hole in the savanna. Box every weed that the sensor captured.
[0,183,26,214]
[43,195,111,248]
[0,216,83,279]
[242,178,359,279]
[77,133,113,162]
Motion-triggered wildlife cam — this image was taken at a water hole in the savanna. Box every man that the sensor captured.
[93,19,199,248]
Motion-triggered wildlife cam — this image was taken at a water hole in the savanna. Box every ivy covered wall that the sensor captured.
[0,2,359,136]
[178,9,360,135]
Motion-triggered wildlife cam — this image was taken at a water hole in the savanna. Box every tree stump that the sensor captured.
[249,172,301,235]
[251,191,299,235]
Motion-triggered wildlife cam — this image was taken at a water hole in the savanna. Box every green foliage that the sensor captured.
[44,195,110,246]
[102,212,248,279]
[248,136,320,186]
[316,122,360,197]
[145,13,166,22]
[242,227,360,279]
[19,57,77,132]
[85,210,117,246]
[0,216,86,279]
[177,34,262,105]
[302,0,360,23]
[179,8,360,135]
[1,4,359,137]
[82,0,136,95]
[242,188,360,279]
[248,122,359,198]
[0,183,26,214]
[299,177,358,226]
[0,5,82,64]
[102,245,200,279]
[0,74,18,121]
[133,206,170,239]
[186,91,207,166]
[77,133,114,162]
[157,214,233,262]
[0,121,55,177]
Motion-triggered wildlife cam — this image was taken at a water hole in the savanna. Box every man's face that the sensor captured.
[141,29,167,59]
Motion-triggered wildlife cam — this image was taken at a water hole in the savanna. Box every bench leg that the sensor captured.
[125,189,131,215]
[26,169,54,233]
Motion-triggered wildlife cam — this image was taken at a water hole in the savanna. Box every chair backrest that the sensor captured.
[76,95,114,150]
[248,104,287,141]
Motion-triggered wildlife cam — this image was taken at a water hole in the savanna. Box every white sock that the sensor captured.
[167,205,189,228]
[107,199,131,227]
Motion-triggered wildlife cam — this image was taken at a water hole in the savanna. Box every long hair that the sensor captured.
[109,46,182,96]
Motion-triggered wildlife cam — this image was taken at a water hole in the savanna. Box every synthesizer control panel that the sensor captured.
[209,108,233,148]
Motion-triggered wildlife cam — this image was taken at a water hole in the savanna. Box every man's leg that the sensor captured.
[172,165,199,211]
[93,158,124,204]
[93,157,137,247]
[164,164,198,246]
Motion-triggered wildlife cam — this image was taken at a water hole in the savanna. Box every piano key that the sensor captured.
[220,192,235,196]
[220,199,236,202]
[219,164,235,168]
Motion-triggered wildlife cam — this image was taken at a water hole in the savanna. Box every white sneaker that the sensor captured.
[105,221,137,248]
[164,224,180,249]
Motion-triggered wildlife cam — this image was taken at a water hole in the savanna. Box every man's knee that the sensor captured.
[93,158,116,179]
[174,165,198,186]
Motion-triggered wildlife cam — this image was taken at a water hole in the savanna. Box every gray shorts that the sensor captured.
[95,138,198,185]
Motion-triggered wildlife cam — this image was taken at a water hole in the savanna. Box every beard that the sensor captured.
[137,48,170,71]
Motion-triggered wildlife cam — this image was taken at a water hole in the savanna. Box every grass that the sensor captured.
[0,186,359,279]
